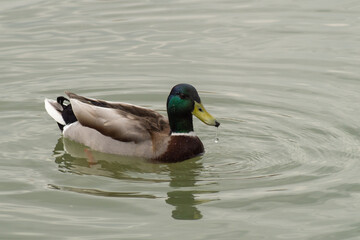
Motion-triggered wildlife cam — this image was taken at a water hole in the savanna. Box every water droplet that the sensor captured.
[215,127,220,143]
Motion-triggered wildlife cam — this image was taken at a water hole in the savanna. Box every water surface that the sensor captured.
[1,0,360,239]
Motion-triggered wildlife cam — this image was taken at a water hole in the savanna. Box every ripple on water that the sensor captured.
[197,78,360,201]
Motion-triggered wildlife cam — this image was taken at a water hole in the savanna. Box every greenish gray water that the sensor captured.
[1,0,360,239]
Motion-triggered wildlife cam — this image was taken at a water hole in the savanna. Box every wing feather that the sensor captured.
[66,92,170,143]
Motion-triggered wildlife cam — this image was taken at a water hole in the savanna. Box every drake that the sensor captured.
[44,83,220,162]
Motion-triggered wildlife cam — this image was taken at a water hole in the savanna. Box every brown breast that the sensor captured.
[153,135,204,163]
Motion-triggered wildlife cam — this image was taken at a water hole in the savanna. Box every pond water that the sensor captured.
[1,0,360,239]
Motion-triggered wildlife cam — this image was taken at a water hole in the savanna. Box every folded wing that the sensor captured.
[66,92,170,143]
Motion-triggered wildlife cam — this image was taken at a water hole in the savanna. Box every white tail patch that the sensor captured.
[44,98,66,125]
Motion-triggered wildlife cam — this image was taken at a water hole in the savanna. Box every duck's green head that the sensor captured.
[167,83,220,133]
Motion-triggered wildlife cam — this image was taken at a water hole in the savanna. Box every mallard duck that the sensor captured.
[45,83,220,162]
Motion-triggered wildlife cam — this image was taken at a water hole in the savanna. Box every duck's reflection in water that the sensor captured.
[166,159,218,220]
[52,137,218,220]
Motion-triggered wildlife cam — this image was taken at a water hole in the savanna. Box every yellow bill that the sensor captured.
[192,101,220,127]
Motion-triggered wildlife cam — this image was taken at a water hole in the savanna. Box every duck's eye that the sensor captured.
[179,93,186,99]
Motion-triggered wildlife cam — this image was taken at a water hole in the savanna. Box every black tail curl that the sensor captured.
[56,96,77,131]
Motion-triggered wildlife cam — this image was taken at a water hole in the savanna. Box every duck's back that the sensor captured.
[66,92,170,143]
